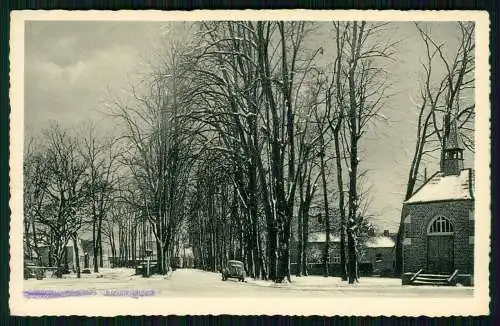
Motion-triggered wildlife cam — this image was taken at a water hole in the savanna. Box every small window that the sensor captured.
[375,253,383,262]
[332,256,340,264]
[428,216,454,234]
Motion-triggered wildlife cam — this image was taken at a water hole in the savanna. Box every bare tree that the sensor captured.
[35,124,88,277]
[110,42,197,274]
[323,21,396,283]
[294,80,324,277]
[23,136,46,261]
[79,121,119,272]
[324,22,350,280]
[256,21,322,282]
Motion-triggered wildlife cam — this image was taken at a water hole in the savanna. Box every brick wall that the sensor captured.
[402,200,474,274]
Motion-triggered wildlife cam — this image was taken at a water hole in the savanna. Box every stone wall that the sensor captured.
[402,200,474,274]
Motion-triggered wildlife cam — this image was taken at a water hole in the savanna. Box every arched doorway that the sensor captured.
[427,216,454,274]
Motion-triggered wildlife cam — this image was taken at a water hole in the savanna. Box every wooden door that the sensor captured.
[427,235,454,274]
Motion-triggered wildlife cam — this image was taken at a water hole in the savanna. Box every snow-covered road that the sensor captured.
[23,268,473,298]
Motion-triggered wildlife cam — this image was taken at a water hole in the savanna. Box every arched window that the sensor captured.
[428,216,454,235]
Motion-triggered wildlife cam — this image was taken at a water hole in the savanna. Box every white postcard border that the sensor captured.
[9,10,491,316]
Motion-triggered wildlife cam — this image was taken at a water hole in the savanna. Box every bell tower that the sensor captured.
[441,119,464,176]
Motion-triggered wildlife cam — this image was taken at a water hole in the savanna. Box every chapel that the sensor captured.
[402,121,474,285]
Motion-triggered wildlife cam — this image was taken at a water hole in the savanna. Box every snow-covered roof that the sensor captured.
[364,236,395,248]
[404,168,474,204]
[306,232,395,248]
[307,232,340,243]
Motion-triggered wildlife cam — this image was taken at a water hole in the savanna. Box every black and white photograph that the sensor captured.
[9,10,490,316]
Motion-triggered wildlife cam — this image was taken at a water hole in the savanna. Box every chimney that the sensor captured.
[383,230,390,237]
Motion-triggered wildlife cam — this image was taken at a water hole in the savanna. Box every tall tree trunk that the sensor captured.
[62,242,69,274]
[163,245,170,273]
[31,218,39,261]
[267,223,278,281]
[246,225,255,278]
[108,231,114,267]
[320,147,331,277]
[48,234,54,267]
[249,165,259,278]
[278,219,291,283]
[98,215,104,268]
[256,223,266,280]
[346,21,361,284]
[156,237,163,275]
[285,220,292,282]
[93,220,99,272]
[296,189,304,277]
[72,234,81,279]
[334,131,348,281]
[109,232,113,265]
[142,219,147,259]
[302,205,309,276]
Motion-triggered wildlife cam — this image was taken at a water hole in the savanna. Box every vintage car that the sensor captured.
[221,260,246,282]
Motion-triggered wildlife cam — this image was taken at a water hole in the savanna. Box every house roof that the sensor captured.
[404,168,474,204]
[364,236,395,248]
[307,232,340,243]
[307,232,395,248]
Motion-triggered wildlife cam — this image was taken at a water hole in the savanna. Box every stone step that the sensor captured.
[419,273,451,278]
[416,276,449,282]
[417,274,450,281]
[412,278,451,286]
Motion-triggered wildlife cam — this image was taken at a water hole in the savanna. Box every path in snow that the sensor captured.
[23,268,473,298]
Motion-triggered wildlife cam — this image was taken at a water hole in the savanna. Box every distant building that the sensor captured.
[26,238,113,271]
[291,231,396,276]
[32,238,85,272]
[359,233,396,276]
[174,246,195,268]
[402,121,474,284]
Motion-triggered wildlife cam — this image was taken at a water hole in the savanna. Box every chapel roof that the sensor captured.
[404,168,474,204]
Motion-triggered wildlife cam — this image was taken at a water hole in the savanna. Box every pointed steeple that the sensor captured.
[441,119,464,176]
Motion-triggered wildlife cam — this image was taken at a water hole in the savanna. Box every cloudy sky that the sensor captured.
[24,20,473,232]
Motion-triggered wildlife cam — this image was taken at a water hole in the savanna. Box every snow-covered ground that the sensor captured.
[23,268,473,298]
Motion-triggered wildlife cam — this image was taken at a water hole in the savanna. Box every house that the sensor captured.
[173,246,195,268]
[291,231,396,276]
[359,232,396,276]
[32,238,85,272]
[303,231,341,263]
[65,239,86,271]
[402,121,474,285]
[290,231,341,276]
